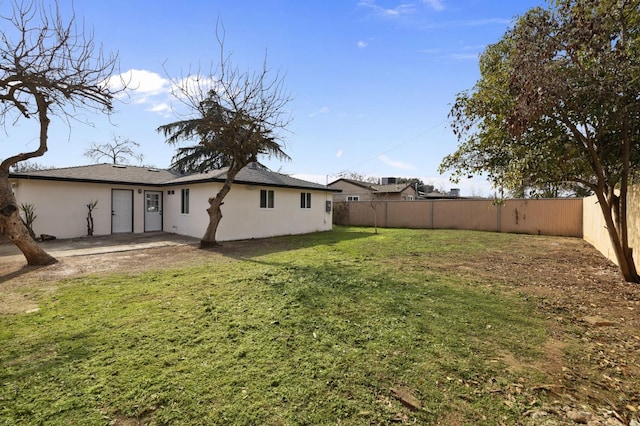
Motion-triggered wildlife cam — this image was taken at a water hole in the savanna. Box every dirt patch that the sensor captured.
[463,237,640,424]
[0,234,208,314]
[1,233,639,424]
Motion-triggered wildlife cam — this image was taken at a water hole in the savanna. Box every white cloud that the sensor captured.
[336,149,343,158]
[448,53,480,60]
[105,69,224,117]
[358,0,416,18]
[420,45,484,61]
[308,106,330,118]
[378,154,416,171]
[106,69,175,115]
[173,74,219,102]
[148,102,173,116]
[108,69,170,97]
[357,40,368,48]
[422,0,445,11]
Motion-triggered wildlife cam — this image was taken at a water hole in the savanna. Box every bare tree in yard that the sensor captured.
[84,135,143,165]
[368,196,385,234]
[0,1,119,265]
[158,29,291,248]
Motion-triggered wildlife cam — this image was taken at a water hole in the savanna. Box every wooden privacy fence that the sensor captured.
[583,187,640,268]
[333,198,584,237]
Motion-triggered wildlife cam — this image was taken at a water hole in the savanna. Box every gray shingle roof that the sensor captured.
[9,163,333,191]
[10,164,179,185]
[327,178,373,190]
[327,178,412,194]
[371,183,413,193]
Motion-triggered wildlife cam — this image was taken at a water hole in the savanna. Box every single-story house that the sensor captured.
[327,178,418,202]
[9,163,337,241]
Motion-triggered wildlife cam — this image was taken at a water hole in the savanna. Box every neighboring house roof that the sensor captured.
[10,163,336,192]
[420,191,461,199]
[327,178,414,194]
[370,183,414,194]
[327,178,374,190]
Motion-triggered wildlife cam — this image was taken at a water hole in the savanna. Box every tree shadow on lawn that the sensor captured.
[1,330,94,380]
[230,254,548,422]
[243,253,546,364]
[0,264,49,284]
[203,229,377,260]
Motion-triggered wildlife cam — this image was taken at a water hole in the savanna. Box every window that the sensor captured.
[260,189,274,208]
[346,195,360,202]
[300,192,311,209]
[146,192,159,212]
[181,188,190,214]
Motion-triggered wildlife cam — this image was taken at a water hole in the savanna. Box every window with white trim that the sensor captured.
[260,189,275,208]
[300,192,311,209]
[146,192,160,212]
[181,188,190,214]
[346,195,360,201]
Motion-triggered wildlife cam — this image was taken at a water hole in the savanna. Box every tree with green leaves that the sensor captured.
[169,144,230,173]
[158,28,291,247]
[0,1,119,265]
[440,0,640,282]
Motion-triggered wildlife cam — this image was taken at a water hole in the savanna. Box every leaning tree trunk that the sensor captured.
[200,170,238,248]
[200,194,225,248]
[0,173,57,265]
[597,190,639,283]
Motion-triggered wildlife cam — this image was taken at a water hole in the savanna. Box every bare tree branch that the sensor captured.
[84,135,143,165]
[0,0,122,171]
[158,21,292,246]
[0,0,123,266]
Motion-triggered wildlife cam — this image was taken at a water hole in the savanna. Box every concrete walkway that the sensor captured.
[0,232,199,263]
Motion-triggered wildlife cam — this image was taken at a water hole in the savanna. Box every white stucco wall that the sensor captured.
[10,179,151,238]
[163,182,333,241]
[11,178,333,241]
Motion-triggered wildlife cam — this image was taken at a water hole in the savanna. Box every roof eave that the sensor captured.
[10,173,341,192]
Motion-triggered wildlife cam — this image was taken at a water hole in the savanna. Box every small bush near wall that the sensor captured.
[333,202,349,225]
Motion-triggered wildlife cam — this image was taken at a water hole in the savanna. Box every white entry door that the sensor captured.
[144,191,163,232]
[112,189,133,233]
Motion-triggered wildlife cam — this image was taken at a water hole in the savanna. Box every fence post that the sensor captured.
[430,201,434,229]
[384,201,388,227]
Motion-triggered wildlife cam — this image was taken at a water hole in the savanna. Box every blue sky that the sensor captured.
[1,0,545,196]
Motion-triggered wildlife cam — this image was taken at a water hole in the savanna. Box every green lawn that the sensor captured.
[1,228,552,425]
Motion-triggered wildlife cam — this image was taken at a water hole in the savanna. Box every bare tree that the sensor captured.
[84,135,143,165]
[0,1,120,265]
[10,161,51,172]
[337,171,379,184]
[368,198,382,234]
[158,25,292,247]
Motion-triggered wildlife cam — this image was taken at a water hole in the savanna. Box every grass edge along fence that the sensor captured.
[333,198,583,238]
[334,186,640,270]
